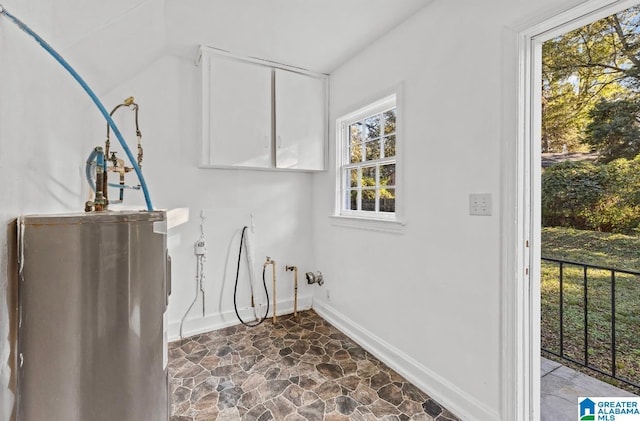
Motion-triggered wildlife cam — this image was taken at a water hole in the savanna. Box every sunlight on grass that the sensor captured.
[542,227,640,391]
[543,227,640,270]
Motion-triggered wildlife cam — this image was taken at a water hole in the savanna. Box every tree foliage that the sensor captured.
[542,6,640,155]
[542,158,640,233]
[585,98,640,161]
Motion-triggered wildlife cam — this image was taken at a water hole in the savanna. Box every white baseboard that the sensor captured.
[168,295,313,342]
[312,300,500,421]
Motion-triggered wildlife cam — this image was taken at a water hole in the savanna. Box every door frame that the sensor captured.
[503,0,640,420]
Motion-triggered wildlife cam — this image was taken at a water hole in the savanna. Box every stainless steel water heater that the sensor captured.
[17,211,170,421]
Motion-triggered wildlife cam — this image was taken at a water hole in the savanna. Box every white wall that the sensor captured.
[0,1,317,419]
[106,54,318,340]
[311,0,586,420]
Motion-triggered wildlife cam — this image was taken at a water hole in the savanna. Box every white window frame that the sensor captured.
[333,89,404,232]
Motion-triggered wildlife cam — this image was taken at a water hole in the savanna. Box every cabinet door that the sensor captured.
[205,55,272,168]
[274,69,326,170]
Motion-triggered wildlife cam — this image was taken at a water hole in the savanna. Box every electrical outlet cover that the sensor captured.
[469,193,492,216]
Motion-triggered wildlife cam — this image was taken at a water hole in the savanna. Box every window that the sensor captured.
[336,93,399,222]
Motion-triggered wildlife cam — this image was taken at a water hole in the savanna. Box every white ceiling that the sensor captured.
[1,0,433,91]
[165,0,434,74]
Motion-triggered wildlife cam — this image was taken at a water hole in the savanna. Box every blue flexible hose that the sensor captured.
[85,149,98,189]
[0,6,154,211]
[96,148,105,171]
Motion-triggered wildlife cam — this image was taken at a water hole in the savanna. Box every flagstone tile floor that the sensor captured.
[169,310,460,420]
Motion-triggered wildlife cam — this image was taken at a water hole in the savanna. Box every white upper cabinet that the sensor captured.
[275,69,326,171]
[200,48,328,171]
[203,54,272,168]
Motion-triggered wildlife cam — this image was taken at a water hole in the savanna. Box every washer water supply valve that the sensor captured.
[264,257,277,323]
[305,271,324,286]
[286,265,299,319]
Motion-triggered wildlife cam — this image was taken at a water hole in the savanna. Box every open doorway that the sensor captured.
[513,0,640,420]
[539,4,640,420]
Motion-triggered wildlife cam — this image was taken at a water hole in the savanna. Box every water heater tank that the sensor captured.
[17,211,170,421]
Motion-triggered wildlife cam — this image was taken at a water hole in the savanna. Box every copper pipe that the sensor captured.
[264,257,277,323]
[106,96,143,167]
[286,265,298,319]
[100,97,143,205]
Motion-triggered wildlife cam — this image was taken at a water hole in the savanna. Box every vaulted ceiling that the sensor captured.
[165,0,434,74]
[2,0,433,92]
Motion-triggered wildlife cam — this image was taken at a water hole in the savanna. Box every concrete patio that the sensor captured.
[541,357,638,421]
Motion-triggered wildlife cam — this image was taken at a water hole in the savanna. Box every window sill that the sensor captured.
[329,215,406,234]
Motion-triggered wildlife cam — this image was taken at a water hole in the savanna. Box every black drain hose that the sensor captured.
[233,226,269,327]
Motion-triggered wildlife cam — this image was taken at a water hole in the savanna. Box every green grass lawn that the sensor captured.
[542,227,640,393]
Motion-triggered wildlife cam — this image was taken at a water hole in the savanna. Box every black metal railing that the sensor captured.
[541,257,640,388]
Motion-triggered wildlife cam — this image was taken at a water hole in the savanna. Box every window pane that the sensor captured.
[365,115,380,140]
[383,135,396,158]
[350,143,362,164]
[361,166,376,187]
[362,189,376,211]
[349,123,363,144]
[379,188,395,213]
[338,95,397,217]
[380,163,396,186]
[349,169,358,188]
[365,140,380,161]
[346,190,358,210]
[383,109,396,135]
